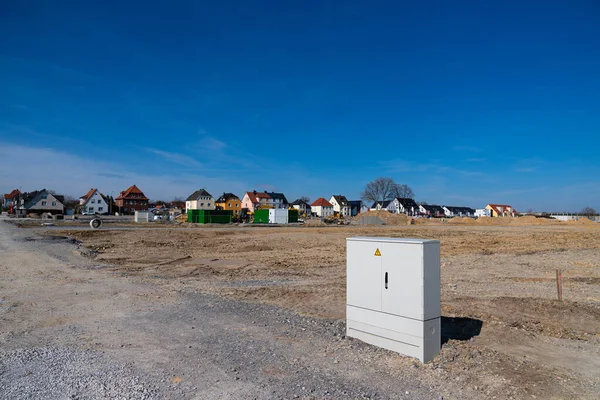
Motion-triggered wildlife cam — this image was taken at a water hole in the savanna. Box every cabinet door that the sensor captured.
[381,243,423,319]
[347,240,382,311]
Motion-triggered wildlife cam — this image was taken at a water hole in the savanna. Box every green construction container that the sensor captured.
[288,209,299,223]
[187,209,232,223]
[253,209,270,224]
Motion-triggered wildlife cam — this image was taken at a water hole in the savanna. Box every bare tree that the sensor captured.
[62,195,79,209]
[391,183,415,199]
[582,206,597,220]
[299,196,310,203]
[361,177,397,205]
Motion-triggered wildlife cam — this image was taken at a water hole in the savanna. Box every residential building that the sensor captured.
[241,190,288,212]
[79,188,110,215]
[290,199,311,216]
[397,198,420,216]
[329,195,350,217]
[3,189,20,209]
[485,204,517,218]
[241,191,271,212]
[311,198,334,217]
[17,189,65,215]
[475,208,491,217]
[215,193,241,216]
[443,206,476,217]
[419,204,446,217]
[115,185,149,214]
[185,189,216,211]
[370,200,391,211]
[266,191,288,209]
[348,200,366,217]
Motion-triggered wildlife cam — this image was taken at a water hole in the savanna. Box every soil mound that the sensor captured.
[355,211,409,225]
[447,217,477,225]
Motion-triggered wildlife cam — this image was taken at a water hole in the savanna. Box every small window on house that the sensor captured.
[89,207,94,211]
[98,207,103,211]
[42,201,47,206]
[200,203,204,207]
[41,195,47,199]
[208,203,211,207]
[52,202,56,206]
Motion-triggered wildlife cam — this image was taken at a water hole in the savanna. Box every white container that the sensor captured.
[269,208,288,224]
[346,237,441,363]
[134,211,150,223]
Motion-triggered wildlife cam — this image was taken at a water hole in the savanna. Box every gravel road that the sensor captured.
[0,219,455,399]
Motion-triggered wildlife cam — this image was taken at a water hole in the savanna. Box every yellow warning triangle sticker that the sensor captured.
[374,248,381,256]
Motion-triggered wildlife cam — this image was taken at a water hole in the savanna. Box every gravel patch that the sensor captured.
[0,347,158,399]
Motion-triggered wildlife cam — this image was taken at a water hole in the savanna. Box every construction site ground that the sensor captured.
[1,217,599,399]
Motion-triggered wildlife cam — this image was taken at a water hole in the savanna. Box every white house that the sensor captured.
[290,199,311,216]
[329,195,350,216]
[80,188,110,214]
[443,206,476,217]
[311,198,334,217]
[186,189,216,211]
[475,208,491,217]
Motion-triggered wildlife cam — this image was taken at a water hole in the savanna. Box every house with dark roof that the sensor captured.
[485,204,517,218]
[185,189,215,211]
[17,189,65,215]
[290,199,311,216]
[443,206,476,217]
[348,200,368,216]
[397,198,420,216]
[311,198,334,217]
[115,185,149,214]
[265,191,288,209]
[329,195,350,217]
[419,204,446,217]
[3,189,20,209]
[79,188,110,215]
[215,193,241,216]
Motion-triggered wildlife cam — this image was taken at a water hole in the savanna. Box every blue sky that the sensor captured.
[1,1,599,211]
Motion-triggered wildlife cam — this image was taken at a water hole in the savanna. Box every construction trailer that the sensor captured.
[187,209,232,224]
[253,209,299,224]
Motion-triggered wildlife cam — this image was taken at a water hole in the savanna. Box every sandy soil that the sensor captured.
[13,220,600,398]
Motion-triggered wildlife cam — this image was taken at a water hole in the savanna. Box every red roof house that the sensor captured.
[115,185,149,214]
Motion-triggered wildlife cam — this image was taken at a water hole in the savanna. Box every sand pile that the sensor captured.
[355,211,409,225]
[447,217,477,225]
[304,219,326,227]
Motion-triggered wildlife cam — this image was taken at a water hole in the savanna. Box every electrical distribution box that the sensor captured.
[346,237,441,363]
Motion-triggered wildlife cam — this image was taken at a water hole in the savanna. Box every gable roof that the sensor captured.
[291,199,310,207]
[3,189,20,199]
[116,185,148,200]
[216,193,240,203]
[331,195,349,206]
[80,188,109,205]
[370,200,392,209]
[186,189,213,201]
[487,204,517,214]
[397,197,419,209]
[266,192,288,203]
[311,198,333,207]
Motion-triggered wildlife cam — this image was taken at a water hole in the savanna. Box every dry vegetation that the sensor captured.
[48,221,600,399]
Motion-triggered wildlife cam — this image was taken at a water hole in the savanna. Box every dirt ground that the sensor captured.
[10,219,600,398]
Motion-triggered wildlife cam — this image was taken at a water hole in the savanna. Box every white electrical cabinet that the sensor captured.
[269,209,289,224]
[346,237,441,363]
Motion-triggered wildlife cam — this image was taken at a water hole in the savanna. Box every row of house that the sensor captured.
[4,183,518,220]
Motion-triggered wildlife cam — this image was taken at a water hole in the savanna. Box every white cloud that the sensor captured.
[144,147,203,168]
[0,143,247,200]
